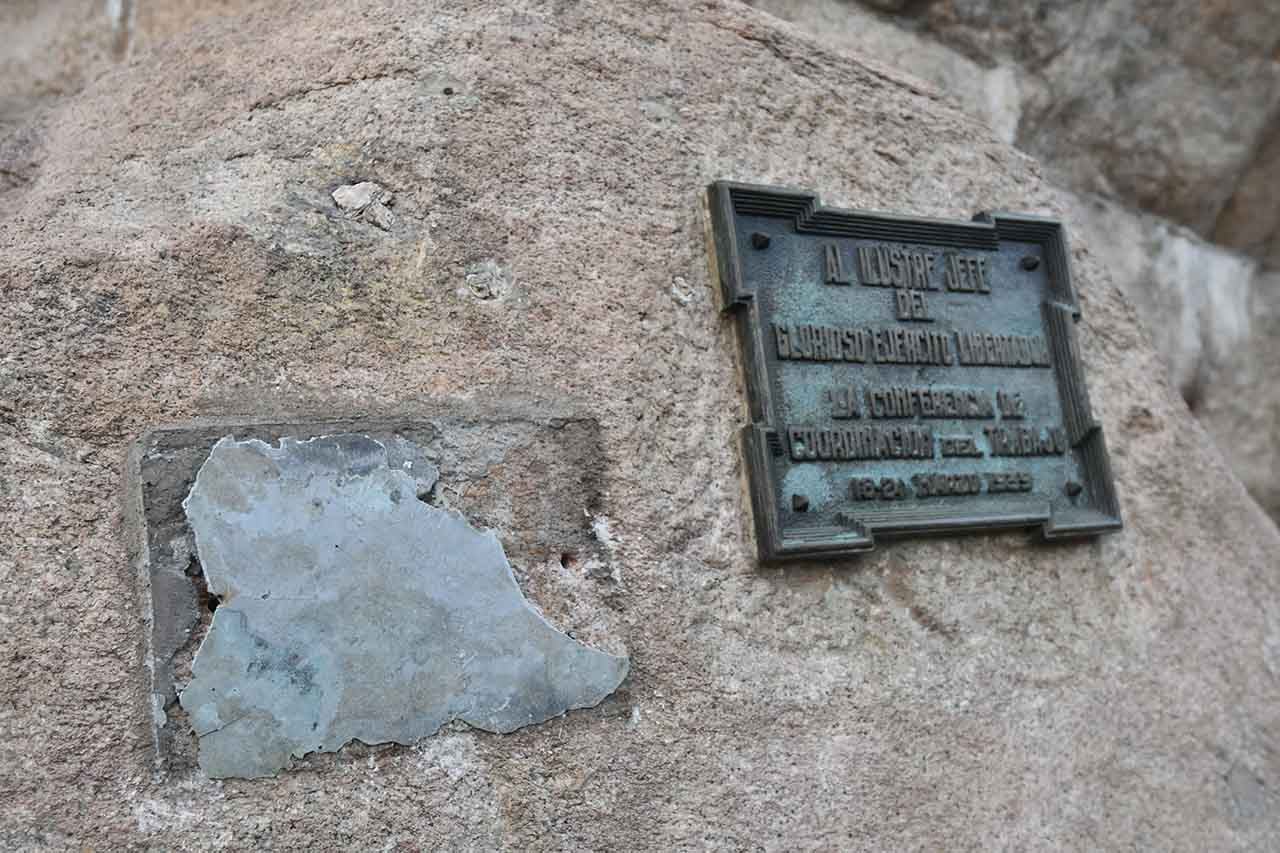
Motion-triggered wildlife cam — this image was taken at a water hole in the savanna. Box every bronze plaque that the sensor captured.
[706,181,1122,562]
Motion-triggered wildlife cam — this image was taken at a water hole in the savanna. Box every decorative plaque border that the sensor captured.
[706,180,1122,561]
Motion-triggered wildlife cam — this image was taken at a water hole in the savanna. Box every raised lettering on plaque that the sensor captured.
[706,181,1122,561]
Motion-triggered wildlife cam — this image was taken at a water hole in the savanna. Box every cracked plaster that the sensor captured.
[177,433,629,778]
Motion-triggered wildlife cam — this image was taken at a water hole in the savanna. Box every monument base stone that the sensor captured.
[1,0,1278,849]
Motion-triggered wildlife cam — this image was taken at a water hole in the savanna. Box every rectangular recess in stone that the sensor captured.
[124,409,617,775]
[706,180,1122,561]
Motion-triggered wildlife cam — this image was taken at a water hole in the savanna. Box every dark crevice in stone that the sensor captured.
[416,480,440,505]
[161,552,216,773]
[1182,358,1210,415]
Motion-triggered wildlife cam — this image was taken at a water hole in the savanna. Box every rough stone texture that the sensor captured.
[1064,195,1280,518]
[912,0,1280,249]
[0,1,254,125]
[748,0,1030,143]
[1,1,257,198]
[0,1,122,127]
[750,0,1280,267]
[1213,121,1280,270]
[1194,273,1280,521]
[1064,195,1255,403]
[2,0,1280,849]
[178,434,627,779]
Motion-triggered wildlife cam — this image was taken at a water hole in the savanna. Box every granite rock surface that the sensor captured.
[1,0,1279,850]
[750,0,1280,254]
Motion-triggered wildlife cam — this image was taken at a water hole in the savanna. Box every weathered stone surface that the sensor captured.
[3,1,1280,849]
[0,0,254,124]
[179,434,627,778]
[0,1,120,126]
[1212,119,1280,270]
[752,0,1280,263]
[1194,273,1280,521]
[748,0,1029,143]
[1064,194,1256,403]
[911,0,1280,247]
[0,1,258,198]
[1065,194,1280,518]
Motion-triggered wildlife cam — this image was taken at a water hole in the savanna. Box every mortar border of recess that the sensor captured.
[123,405,599,775]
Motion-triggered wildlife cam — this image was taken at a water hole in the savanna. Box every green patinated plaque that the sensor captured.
[707,181,1122,562]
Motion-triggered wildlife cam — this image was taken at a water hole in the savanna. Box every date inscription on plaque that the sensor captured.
[707,181,1121,561]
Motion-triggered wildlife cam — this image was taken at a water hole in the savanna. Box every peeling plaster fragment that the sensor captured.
[179,434,629,779]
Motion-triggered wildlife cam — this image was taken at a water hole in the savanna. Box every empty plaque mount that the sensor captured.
[706,181,1122,562]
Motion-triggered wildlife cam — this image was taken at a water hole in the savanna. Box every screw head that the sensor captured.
[751,232,771,250]
[1020,255,1041,271]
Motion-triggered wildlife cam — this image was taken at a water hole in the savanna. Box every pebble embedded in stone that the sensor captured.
[331,181,396,231]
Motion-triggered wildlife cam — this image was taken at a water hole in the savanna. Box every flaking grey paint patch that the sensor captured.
[178,434,629,779]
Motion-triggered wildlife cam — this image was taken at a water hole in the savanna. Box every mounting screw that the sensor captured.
[1021,255,1041,271]
[1065,481,1083,497]
[791,493,810,512]
[751,232,771,250]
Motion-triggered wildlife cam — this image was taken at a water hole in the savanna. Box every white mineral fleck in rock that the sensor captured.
[330,181,384,212]
[331,181,396,231]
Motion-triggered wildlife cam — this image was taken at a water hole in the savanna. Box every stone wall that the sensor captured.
[2,1,1279,850]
